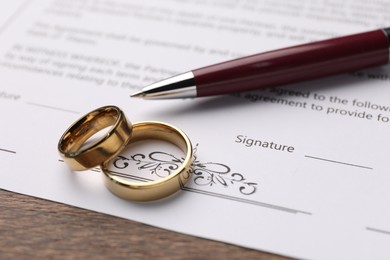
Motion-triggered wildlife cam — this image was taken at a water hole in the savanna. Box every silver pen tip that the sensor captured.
[129,72,196,99]
[130,90,145,98]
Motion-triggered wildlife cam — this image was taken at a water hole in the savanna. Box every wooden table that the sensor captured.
[0,189,291,259]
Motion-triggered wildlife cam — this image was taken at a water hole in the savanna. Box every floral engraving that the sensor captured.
[114,152,181,178]
[112,144,258,195]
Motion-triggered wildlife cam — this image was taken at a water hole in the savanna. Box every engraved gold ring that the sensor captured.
[58,105,132,171]
[101,121,193,201]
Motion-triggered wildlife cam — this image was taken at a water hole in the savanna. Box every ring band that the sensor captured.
[101,121,193,201]
[58,106,132,171]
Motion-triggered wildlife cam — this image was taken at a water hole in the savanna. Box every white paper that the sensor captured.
[0,0,390,259]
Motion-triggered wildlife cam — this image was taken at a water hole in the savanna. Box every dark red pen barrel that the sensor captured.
[193,29,390,97]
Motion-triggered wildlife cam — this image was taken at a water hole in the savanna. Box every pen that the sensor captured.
[131,27,390,99]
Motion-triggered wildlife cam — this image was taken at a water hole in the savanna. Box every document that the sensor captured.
[0,0,389,259]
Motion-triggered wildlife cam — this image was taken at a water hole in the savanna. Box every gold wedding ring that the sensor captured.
[58,106,193,201]
[58,106,132,171]
[101,121,193,201]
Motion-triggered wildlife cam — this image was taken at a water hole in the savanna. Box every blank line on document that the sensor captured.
[27,102,79,114]
[0,148,16,154]
[366,227,390,236]
[304,155,373,170]
[96,170,312,215]
[110,170,311,215]
[181,185,312,215]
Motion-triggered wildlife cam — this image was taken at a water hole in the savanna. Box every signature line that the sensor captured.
[0,148,16,154]
[304,155,373,170]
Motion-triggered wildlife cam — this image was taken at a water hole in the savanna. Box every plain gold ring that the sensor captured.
[58,105,132,171]
[101,121,193,201]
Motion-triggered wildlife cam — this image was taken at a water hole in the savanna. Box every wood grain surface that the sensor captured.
[0,189,292,259]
